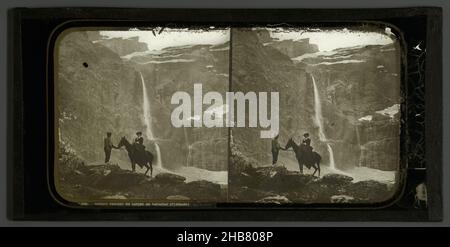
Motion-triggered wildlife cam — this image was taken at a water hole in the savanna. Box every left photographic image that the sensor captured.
[53,27,230,205]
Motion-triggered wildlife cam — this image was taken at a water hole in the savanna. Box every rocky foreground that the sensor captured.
[229,149,396,204]
[57,144,396,205]
[57,147,226,203]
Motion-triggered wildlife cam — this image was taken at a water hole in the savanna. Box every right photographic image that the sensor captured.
[229,26,402,204]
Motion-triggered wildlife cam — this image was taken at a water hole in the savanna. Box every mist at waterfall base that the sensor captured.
[139,72,227,185]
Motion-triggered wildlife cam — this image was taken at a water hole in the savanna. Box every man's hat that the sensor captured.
[136,131,142,135]
[304,133,309,137]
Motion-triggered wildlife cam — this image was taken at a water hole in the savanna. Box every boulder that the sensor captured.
[255,166,289,178]
[229,154,393,204]
[229,171,254,188]
[257,195,292,204]
[330,195,355,203]
[230,186,277,202]
[92,168,148,191]
[267,173,315,193]
[186,180,220,190]
[320,173,354,186]
[153,173,186,185]
[345,180,391,202]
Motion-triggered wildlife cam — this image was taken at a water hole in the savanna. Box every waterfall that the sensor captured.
[140,72,163,168]
[311,74,336,170]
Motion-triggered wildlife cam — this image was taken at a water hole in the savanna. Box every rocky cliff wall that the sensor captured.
[57,31,144,165]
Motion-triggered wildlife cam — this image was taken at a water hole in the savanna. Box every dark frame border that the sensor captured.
[7,7,442,221]
[48,21,406,210]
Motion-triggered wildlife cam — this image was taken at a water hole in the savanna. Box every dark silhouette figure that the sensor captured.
[271,135,286,165]
[117,136,154,177]
[300,132,314,165]
[135,131,144,145]
[133,131,146,159]
[285,138,321,177]
[103,132,117,163]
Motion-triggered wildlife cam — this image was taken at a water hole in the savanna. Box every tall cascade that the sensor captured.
[311,74,336,170]
[140,72,163,168]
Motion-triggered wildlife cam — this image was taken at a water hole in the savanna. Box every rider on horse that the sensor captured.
[284,134,322,177]
[301,133,313,152]
[301,132,314,163]
[271,134,286,165]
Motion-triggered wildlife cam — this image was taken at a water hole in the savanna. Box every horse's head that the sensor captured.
[117,136,128,148]
[285,138,297,150]
[285,138,293,149]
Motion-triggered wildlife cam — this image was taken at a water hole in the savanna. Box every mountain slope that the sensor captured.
[57,31,144,164]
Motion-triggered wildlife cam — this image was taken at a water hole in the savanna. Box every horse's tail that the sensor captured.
[146,151,154,163]
[314,152,322,164]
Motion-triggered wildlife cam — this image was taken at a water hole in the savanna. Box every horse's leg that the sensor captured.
[299,162,303,174]
[317,161,321,177]
[150,160,153,178]
[312,165,317,177]
[128,154,135,172]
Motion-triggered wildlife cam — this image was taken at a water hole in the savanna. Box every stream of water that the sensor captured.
[311,74,336,170]
[139,72,163,168]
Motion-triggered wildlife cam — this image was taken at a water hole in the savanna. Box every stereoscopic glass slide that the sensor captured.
[53,26,401,206]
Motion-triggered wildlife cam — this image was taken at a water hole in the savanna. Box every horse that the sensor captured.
[117,136,154,177]
[284,138,322,177]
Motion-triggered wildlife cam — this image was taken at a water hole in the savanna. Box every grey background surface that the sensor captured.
[1,0,448,226]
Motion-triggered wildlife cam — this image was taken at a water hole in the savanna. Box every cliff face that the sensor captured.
[58,31,229,172]
[125,42,230,171]
[254,29,319,58]
[233,28,400,172]
[268,38,319,58]
[57,31,144,165]
[231,28,315,165]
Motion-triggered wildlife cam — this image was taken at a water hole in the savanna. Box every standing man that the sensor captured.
[104,132,117,164]
[271,134,285,165]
